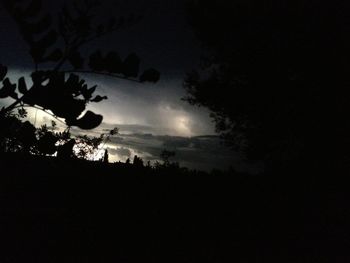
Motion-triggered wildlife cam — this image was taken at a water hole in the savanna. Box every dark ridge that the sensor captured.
[0,153,349,262]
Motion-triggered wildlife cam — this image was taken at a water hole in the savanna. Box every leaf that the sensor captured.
[0,78,17,99]
[46,48,63,62]
[0,64,7,81]
[51,98,86,120]
[139,68,160,83]
[88,85,97,94]
[71,111,103,130]
[91,95,107,102]
[0,88,8,99]
[122,53,140,78]
[81,85,97,100]
[64,74,80,94]
[18,77,27,94]
[68,50,84,69]
[26,72,87,120]
[31,70,49,85]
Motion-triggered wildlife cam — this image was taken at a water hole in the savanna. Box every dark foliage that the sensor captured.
[184,0,350,173]
[0,0,159,157]
[160,149,176,167]
[0,111,37,153]
[1,153,349,262]
[0,0,160,130]
[0,110,116,159]
[132,155,144,168]
[37,131,58,155]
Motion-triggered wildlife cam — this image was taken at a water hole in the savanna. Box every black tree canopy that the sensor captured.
[184,0,350,173]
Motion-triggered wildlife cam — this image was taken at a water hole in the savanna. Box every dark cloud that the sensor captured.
[86,76,215,137]
[105,132,258,172]
[46,120,248,172]
[110,133,164,158]
[0,0,213,141]
[108,147,131,158]
[0,0,258,172]
[102,123,161,135]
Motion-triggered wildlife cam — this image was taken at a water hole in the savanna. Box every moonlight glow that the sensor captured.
[174,116,191,137]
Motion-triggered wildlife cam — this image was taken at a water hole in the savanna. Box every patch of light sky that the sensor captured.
[0,70,259,173]
[3,69,216,138]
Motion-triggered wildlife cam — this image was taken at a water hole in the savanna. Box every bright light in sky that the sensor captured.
[174,115,192,137]
[0,70,244,172]
[2,69,216,137]
[0,70,248,172]
[0,1,250,173]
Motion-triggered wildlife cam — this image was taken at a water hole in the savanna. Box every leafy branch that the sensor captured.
[0,0,160,131]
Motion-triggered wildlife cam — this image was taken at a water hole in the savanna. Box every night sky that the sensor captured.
[0,0,251,172]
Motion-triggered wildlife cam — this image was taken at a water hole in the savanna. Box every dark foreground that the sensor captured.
[0,153,349,262]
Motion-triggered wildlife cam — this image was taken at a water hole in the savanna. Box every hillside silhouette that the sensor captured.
[1,152,349,262]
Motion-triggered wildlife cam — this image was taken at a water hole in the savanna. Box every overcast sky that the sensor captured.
[0,0,256,172]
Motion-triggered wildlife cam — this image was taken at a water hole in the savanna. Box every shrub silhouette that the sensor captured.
[160,149,176,167]
[0,0,159,156]
[133,155,144,168]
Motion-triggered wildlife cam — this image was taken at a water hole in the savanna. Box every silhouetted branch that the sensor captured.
[63,70,141,83]
[13,105,67,125]
[0,0,158,133]
[1,97,25,117]
[93,128,119,159]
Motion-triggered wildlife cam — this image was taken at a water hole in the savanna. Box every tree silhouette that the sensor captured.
[103,149,109,163]
[184,0,350,172]
[0,0,159,155]
[160,149,175,167]
[133,155,144,168]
